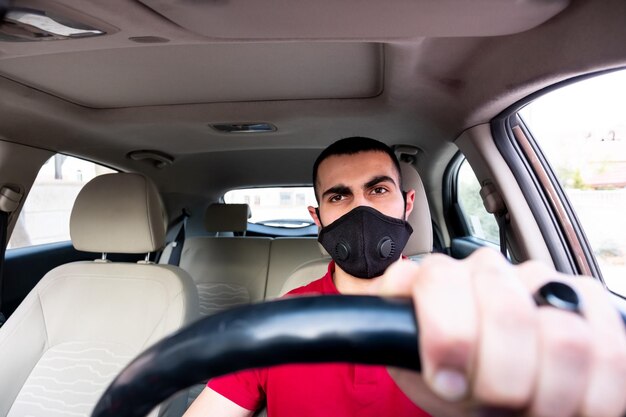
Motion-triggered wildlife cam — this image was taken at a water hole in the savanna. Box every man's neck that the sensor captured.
[332,266,381,295]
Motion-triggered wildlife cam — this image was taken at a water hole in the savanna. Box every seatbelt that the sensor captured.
[479,183,509,258]
[0,211,8,327]
[495,211,510,258]
[0,0,9,21]
[165,209,190,266]
[0,186,24,328]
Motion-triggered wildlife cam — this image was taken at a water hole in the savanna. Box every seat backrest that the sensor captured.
[278,257,331,297]
[401,161,433,258]
[169,203,271,316]
[0,173,199,417]
[265,238,329,299]
[180,236,272,314]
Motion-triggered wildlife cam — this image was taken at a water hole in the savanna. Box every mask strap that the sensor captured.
[315,207,324,228]
[402,191,408,221]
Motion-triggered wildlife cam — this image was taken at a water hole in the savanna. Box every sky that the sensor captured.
[520,69,626,140]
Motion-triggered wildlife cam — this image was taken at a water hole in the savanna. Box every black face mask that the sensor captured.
[317,206,413,279]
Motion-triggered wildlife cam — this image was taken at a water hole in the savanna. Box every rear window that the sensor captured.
[224,187,317,228]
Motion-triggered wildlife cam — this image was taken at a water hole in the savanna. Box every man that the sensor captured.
[185,137,626,417]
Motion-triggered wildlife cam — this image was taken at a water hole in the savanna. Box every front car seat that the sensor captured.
[0,173,199,417]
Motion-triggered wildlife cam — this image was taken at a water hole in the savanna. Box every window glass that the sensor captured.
[457,160,499,244]
[8,155,116,249]
[224,187,317,228]
[519,69,626,296]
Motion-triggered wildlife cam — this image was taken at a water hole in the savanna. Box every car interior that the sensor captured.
[0,0,624,416]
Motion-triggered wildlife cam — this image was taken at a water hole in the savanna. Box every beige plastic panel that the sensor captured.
[0,140,54,244]
[455,124,553,266]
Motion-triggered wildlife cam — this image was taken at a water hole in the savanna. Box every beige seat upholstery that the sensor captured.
[279,161,432,295]
[401,161,433,260]
[179,236,272,314]
[278,257,331,297]
[265,237,330,299]
[172,203,271,316]
[0,173,199,417]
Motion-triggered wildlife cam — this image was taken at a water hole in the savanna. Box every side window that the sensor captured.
[457,160,500,245]
[8,154,116,249]
[519,69,626,296]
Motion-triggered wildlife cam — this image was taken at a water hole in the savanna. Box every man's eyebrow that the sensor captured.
[321,184,352,199]
[364,175,396,189]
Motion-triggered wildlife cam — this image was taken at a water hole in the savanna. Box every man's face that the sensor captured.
[309,150,415,227]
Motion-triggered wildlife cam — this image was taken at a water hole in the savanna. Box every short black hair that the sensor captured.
[312,137,402,201]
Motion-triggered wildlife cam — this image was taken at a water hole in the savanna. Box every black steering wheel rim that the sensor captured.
[92,295,420,417]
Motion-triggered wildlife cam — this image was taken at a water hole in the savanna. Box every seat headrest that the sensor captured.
[204,203,251,233]
[401,162,433,256]
[70,173,167,254]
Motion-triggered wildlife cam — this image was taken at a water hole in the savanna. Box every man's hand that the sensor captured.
[374,248,626,417]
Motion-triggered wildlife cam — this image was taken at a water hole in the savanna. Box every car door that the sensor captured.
[491,69,626,305]
[445,153,501,259]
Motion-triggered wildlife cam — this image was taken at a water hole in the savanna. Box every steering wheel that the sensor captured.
[91,295,420,417]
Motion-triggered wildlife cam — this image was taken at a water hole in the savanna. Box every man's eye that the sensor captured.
[329,195,345,202]
[372,187,388,195]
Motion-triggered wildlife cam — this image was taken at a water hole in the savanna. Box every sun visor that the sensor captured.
[136,0,570,40]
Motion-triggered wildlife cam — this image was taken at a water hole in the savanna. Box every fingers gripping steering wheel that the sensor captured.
[92,295,421,417]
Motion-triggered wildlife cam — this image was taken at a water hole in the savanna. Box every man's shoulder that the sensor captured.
[285,276,327,295]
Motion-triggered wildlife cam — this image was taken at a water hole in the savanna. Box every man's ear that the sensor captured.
[308,206,322,228]
[404,189,416,220]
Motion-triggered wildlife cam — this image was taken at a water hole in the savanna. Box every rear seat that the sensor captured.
[177,204,272,316]
[165,161,431,309]
[161,204,325,314]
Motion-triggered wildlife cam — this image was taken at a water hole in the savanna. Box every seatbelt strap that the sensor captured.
[0,211,7,327]
[0,186,23,328]
[166,209,190,266]
[479,183,509,258]
[495,211,510,258]
[0,0,8,21]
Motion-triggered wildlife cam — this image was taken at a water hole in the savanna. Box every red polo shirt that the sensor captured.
[208,261,431,417]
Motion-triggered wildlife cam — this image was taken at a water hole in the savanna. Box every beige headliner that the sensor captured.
[0,43,384,107]
[0,0,625,202]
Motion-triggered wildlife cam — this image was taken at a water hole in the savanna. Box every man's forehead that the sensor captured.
[316,151,400,185]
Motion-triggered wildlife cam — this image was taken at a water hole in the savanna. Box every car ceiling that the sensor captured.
[0,0,625,201]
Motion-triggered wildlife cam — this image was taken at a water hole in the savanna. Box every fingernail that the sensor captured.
[432,368,468,401]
